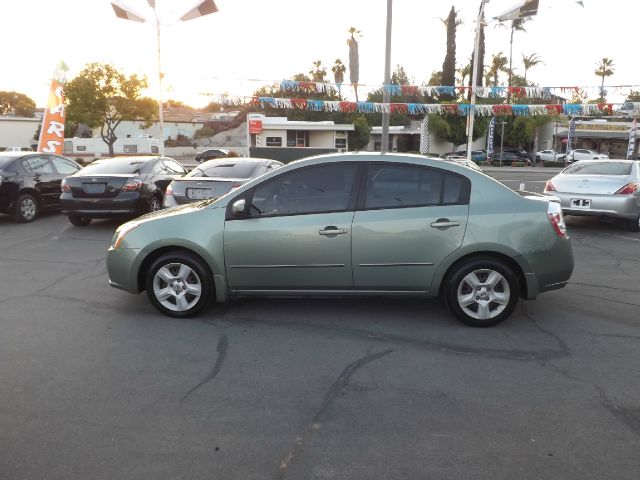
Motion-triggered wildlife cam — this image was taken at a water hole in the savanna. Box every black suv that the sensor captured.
[0,152,82,222]
[195,148,232,163]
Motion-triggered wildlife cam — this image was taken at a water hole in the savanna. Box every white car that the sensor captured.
[536,150,563,162]
[566,149,609,162]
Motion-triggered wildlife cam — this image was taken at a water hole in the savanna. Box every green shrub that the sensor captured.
[511,161,526,167]
[542,161,566,168]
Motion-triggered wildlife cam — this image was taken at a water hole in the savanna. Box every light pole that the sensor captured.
[465,0,489,162]
[381,0,393,154]
[111,0,219,156]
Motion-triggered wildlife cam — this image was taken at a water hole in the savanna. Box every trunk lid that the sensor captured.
[172,176,247,201]
[554,174,631,194]
[65,174,135,198]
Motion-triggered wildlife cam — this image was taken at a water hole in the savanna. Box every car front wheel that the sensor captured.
[146,251,214,317]
[445,257,520,327]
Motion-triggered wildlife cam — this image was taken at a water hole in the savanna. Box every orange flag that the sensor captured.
[37,61,69,154]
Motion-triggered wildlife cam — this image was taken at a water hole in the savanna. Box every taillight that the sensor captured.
[165,182,174,196]
[614,182,638,195]
[547,202,567,238]
[544,180,556,192]
[121,179,143,192]
[61,179,71,192]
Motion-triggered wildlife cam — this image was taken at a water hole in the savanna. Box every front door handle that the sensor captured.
[430,218,460,228]
[319,226,347,236]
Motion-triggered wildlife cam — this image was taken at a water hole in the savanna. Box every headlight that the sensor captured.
[112,221,139,249]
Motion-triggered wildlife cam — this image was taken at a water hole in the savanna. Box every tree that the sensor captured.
[65,63,157,155]
[504,17,529,100]
[626,90,640,102]
[428,71,443,86]
[440,6,461,98]
[594,57,615,101]
[0,91,36,117]
[457,63,471,86]
[347,27,362,102]
[522,53,543,83]
[485,52,508,86]
[391,65,411,85]
[309,60,327,82]
[331,59,346,92]
[430,113,489,147]
[349,116,370,151]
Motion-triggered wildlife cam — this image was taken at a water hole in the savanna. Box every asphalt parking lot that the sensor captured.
[1,173,639,479]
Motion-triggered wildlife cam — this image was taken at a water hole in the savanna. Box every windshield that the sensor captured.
[564,162,632,175]
[80,157,148,174]
[186,162,261,178]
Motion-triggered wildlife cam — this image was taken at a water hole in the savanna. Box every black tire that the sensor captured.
[11,193,39,223]
[68,215,92,226]
[149,195,163,213]
[145,251,214,318]
[444,257,520,327]
[624,216,640,232]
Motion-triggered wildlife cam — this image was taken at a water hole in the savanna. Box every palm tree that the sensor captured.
[331,59,346,96]
[486,52,508,86]
[347,27,362,102]
[309,60,327,83]
[522,53,544,83]
[595,57,615,101]
[457,63,472,86]
[439,7,463,89]
[497,17,529,99]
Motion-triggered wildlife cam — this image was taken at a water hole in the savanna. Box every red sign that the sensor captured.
[248,119,262,134]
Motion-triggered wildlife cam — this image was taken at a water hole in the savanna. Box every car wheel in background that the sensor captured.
[145,251,214,318]
[12,193,39,223]
[68,215,92,227]
[625,216,640,232]
[149,196,162,213]
[444,257,520,327]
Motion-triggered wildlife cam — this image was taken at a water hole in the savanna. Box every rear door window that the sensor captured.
[22,156,54,174]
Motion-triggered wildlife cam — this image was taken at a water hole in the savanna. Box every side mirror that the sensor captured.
[231,198,247,216]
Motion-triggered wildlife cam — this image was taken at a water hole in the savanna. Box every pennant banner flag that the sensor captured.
[487,117,497,160]
[37,61,69,155]
[419,116,430,154]
[627,118,637,159]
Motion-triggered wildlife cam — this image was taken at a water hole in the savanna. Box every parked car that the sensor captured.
[164,158,284,207]
[439,158,483,172]
[566,149,609,162]
[195,148,232,163]
[442,151,486,162]
[107,153,574,327]
[543,159,640,231]
[536,150,564,162]
[492,151,532,165]
[502,148,531,160]
[0,152,82,222]
[60,156,187,226]
[3,146,34,152]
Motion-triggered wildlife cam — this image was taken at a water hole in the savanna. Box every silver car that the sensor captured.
[164,158,283,207]
[543,160,640,231]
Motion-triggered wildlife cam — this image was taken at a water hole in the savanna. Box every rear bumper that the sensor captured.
[61,194,147,218]
[550,192,640,219]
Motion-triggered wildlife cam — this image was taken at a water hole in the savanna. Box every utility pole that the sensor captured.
[381,0,393,153]
[466,0,489,162]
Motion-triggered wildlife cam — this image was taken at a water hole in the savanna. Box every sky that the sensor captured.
[2,0,638,109]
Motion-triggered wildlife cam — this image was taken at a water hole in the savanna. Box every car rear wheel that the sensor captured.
[68,215,92,226]
[625,216,640,232]
[146,251,213,318]
[445,257,520,327]
[12,193,39,223]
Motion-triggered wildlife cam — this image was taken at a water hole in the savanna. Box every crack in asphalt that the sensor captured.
[596,386,640,436]
[275,348,393,479]
[206,312,566,363]
[569,291,640,308]
[181,335,229,401]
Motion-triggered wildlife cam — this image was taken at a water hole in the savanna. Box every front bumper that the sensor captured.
[107,246,144,293]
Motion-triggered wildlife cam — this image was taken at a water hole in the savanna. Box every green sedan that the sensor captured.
[107,153,574,327]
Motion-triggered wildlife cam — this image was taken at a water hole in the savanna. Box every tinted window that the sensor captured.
[564,162,632,175]
[23,156,54,174]
[81,158,149,174]
[51,157,80,175]
[365,165,443,209]
[188,162,261,179]
[252,163,357,216]
[149,161,166,174]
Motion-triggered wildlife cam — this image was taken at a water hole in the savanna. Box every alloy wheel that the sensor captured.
[152,262,202,312]
[456,268,510,320]
[20,197,37,221]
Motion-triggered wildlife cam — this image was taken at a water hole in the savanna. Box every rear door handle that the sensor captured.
[319,226,347,236]
[430,219,460,228]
